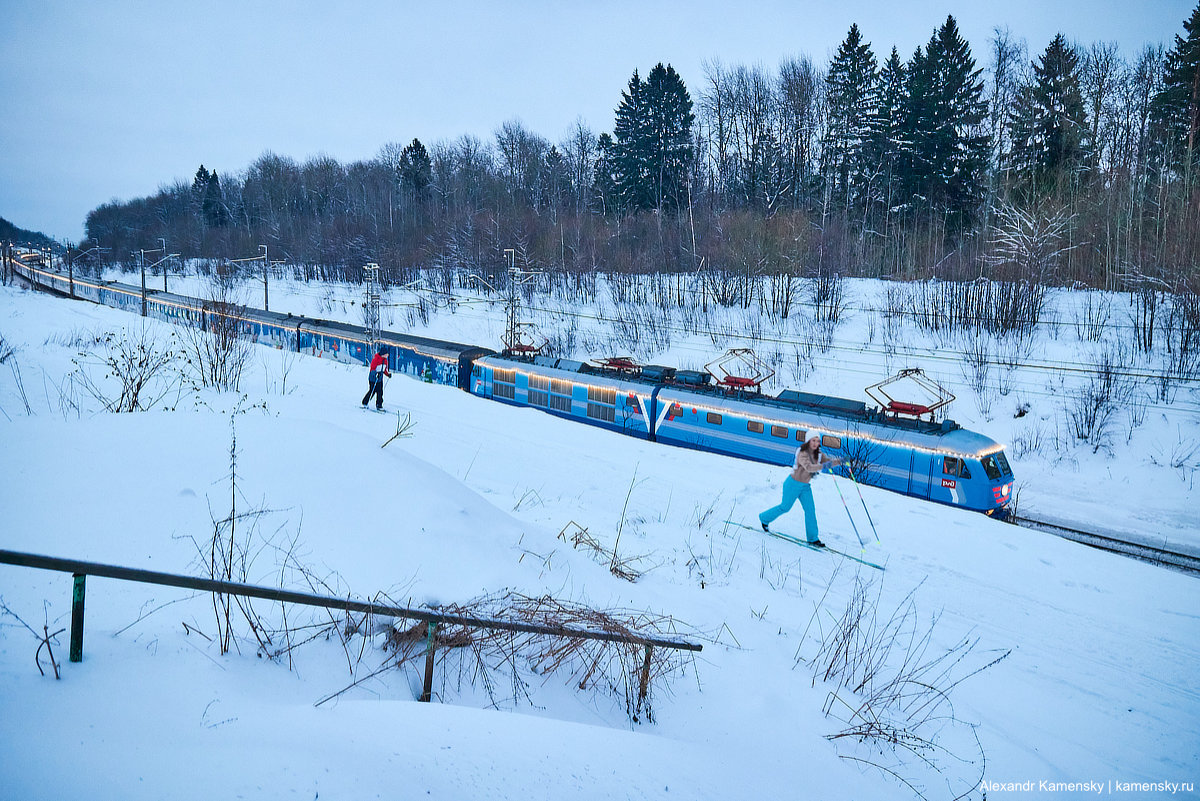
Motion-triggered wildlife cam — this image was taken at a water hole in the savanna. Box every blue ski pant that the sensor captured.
[759,476,819,542]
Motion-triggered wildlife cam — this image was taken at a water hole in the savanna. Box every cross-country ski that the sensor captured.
[725,521,886,571]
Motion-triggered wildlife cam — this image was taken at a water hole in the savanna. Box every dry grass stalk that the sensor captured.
[557,521,646,582]
[800,576,1010,800]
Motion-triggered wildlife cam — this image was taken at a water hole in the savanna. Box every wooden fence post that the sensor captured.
[69,573,86,662]
[419,621,439,702]
[637,644,653,714]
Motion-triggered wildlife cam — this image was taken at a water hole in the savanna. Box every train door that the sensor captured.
[907,450,935,499]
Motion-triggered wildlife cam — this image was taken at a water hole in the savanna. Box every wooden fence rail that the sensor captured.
[0,548,701,703]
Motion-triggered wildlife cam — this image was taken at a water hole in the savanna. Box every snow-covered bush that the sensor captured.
[1156,290,1200,402]
[801,576,1009,801]
[68,324,181,413]
[180,271,253,392]
[1063,346,1136,453]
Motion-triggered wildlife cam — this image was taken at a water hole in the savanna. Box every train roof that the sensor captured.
[476,354,652,394]
[489,354,974,439]
[484,352,1003,453]
[302,317,478,354]
[659,385,1003,455]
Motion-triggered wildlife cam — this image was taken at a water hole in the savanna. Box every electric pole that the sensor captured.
[139,249,147,316]
[261,245,269,311]
[363,262,381,348]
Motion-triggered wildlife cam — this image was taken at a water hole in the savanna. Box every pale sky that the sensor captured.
[1,0,1192,243]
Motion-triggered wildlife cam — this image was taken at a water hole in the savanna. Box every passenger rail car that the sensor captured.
[14,258,1014,516]
[13,260,491,391]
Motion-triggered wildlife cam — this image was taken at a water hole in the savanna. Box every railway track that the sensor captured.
[12,257,1196,579]
[1016,515,1200,575]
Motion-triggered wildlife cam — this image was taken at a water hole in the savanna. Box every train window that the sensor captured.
[587,402,616,422]
[747,420,764,434]
[625,394,640,409]
[547,377,573,412]
[821,435,841,450]
[995,451,1012,476]
[771,425,789,439]
[706,411,723,425]
[587,385,616,405]
[587,385,617,422]
[959,462,971,479]
[981,455,1003,481]
[943,457,960,475]
[493,368,516,400]
[795,430,807,441]
[528,374,549,407]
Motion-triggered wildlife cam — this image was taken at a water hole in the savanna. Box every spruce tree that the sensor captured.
[611,64,695,211]
[1150,2,1200,175]
[541,146,571,214]
[897,16,990,229]
[1007,34,1090,193]
[866,47,906,214]
[644,63,696,211]
[822,24,880,211]
[202,170,227,227]
[399,138,433,196]
[192,165,210,218]
[613,69,650,210]
[592,133,621,214]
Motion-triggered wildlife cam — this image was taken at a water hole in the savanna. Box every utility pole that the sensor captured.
[500,248,544,356]
[67,243,74,298]
[160,238,168,292]
[229,244,276,310]
[363,263,381,349]
[503,248,519,354]
[136,245,168,316]
[260,244,269,311]
[139,249,147,316]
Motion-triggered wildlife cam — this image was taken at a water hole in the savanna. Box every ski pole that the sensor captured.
[829,473,866,550]
[845,465,881,543]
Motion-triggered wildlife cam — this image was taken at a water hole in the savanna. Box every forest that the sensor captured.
[78,8,1200,297]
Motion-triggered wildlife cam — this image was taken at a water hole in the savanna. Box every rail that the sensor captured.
[1015,517,1200,575]
[0,548,701,703]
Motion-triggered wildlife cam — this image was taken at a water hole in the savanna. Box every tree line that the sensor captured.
[81,7,1200,294]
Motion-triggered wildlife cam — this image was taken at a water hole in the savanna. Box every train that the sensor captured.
[12,256,1015,517]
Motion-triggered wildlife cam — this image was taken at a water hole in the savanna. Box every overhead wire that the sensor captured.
[162,270,1200,419]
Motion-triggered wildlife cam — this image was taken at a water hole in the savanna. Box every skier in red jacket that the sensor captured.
[361,347,391,409]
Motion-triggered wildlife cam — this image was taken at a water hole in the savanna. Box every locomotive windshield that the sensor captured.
[981,452,1012,481]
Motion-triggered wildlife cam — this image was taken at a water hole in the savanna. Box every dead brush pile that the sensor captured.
[386,591,697,722]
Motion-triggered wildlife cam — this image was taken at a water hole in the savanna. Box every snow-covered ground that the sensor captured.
[1,277,1198,800]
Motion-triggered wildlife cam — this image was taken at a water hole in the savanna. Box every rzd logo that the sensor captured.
[941,478,956,489]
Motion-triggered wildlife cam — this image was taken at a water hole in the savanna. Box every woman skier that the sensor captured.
[759,436,841,547]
